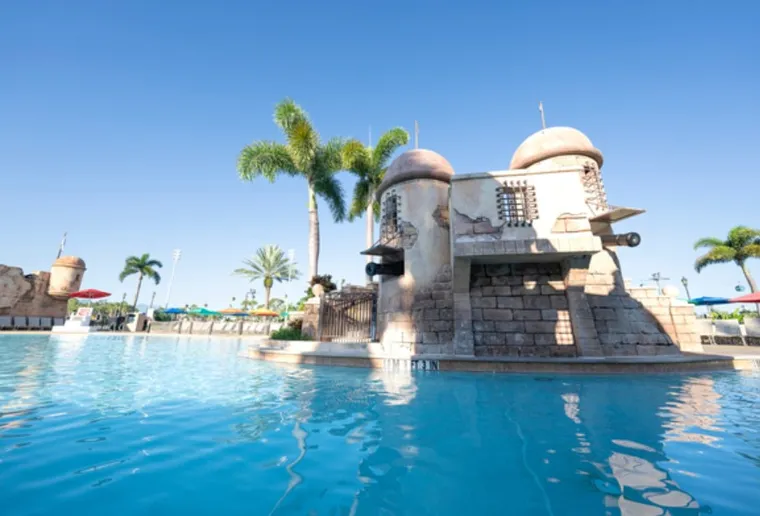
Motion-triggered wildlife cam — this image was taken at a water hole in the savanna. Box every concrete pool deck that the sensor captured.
[1,332,757,373]
[245,340,760,374]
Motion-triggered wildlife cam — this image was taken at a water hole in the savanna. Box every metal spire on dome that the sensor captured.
[414,120,419,149]
[539,101,546,130]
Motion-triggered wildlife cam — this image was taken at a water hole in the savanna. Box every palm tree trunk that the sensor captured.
[365,194,374,285]
[265,286,271,309]
[308,182,320,280]
[740,262,759,313]
[132,273,143,312]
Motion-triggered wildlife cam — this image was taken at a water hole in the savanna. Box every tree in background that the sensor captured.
[237,99,346,279]
[694,226,760,292]
[234,245,300,308]
[119,254,163,310]
[342,128,409,283]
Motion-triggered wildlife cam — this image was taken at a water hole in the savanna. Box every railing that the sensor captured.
[319,290,377,342]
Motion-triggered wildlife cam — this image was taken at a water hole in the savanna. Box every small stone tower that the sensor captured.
[363,149,455,354]
[48,256,86,299]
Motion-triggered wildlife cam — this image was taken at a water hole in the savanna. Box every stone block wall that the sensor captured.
[470,263,576,358]
[0,266,67,318]
[582,249,698,356]
[409,264,454,354]
[301,298,321,339]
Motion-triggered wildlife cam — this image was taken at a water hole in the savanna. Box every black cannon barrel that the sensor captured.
[600,232,641,248]
[366,261,404,277]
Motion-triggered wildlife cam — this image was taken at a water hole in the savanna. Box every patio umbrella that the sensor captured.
[187,307,221,317]
[68,289,111,300]
[218,308,249,316]
[688,296,731,306]
[728,292,760,304]
[249,308,279,317]
[163,307,186,314]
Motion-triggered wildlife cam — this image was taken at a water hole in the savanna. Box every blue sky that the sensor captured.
[2,1,758,309]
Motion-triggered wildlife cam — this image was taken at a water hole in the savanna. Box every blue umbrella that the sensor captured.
[688,296,731,306]
[163,307,187,314]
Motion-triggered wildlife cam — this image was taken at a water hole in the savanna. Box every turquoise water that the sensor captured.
[0,335,758,515]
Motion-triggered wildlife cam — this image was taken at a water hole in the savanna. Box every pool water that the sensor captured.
[0,335,759,515]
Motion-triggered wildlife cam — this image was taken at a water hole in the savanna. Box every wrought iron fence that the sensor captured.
[319,290,377,342]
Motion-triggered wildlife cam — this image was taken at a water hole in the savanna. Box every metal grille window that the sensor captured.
[582,163,608,213]
[381,192,400,241]
[496,181,538,226]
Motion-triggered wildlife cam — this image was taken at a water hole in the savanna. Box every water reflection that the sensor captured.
[0,336,759,515]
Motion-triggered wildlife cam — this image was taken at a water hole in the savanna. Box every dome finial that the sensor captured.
[539,101,546,130]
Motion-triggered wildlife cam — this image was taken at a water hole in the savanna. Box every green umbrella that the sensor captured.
[188,307,221,316]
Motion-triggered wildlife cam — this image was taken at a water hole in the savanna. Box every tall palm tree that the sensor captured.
[342,128,409,284]
[119,253,163,311]
[694,226,760,293]
[233,245,300,308]
[237,99,346,280]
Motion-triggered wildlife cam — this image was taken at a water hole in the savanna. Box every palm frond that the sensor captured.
[342,139,373,177]
[313,172,346,222]
[238,141,298,182]
[694,246,736,272]
[740,243,760,260]
[273,98,310,135]
[728,226,760,250]
[693,237,724,250]
[119,266,137,282]
[287,119,319,171]
[372,127,409,170]
[348,178,371,221]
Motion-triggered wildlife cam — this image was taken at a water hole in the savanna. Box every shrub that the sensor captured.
[270,326,310,341]
[309,274,337,293]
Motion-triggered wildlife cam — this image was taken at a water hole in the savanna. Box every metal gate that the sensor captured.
[319,290,377,342]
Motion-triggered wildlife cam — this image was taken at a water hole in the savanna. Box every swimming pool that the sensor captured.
[0,334,758,515]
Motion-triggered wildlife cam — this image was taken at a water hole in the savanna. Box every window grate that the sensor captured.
[381,191,400,241]
[582,163,608,213]
[496,181,538,226]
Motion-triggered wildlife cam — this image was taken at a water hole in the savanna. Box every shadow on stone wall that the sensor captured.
[463,226,692,358]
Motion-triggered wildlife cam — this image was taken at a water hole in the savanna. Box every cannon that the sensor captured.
[600,232,641,248]
[366,261,404,278]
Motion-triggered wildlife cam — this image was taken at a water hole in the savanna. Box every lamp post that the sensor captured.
[680,277,691,300]
[164,249,182,308]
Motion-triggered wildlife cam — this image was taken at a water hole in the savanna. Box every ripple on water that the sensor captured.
[0,336,759,515]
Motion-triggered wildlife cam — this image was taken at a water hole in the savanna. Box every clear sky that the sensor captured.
[2,0,758,310]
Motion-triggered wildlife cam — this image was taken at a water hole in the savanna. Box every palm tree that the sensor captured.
[233,245,300,308]
[342,128,409,283]
[694,226,760,293]
[119,253,163,311]
[237,99,346,280]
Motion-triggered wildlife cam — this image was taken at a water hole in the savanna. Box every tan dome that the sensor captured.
[377,149,454,199]
[510,127,603,170]
[53,256,86,269]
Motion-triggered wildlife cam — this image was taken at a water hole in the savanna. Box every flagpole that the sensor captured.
[57,232,67,259]
[414,120,419,149]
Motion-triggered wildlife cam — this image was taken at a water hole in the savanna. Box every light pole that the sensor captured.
[164,249,182,308]
[681,277,691,300]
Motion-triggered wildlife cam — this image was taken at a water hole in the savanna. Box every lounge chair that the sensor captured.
[12,316,28,330]
[40,317,53,330]
[693,319,715,345]
[54,317,65,326]
[713,320,745,346]
[744,318,760,346]
[27,317,41,330]
[0,316,11,330]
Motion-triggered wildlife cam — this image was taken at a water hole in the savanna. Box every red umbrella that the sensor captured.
[68,289,111,300]
[729,292,760,304]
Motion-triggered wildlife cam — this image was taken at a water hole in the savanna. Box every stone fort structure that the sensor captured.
[0,256,86,318]
[362,126,701,358]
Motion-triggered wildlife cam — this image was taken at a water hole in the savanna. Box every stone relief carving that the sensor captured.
[432,204,449,229]
[453,209,505,239]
